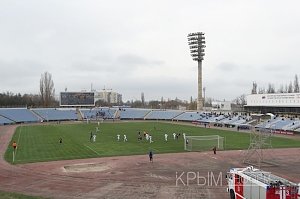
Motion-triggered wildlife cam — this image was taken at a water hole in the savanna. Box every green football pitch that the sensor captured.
[4,121,300,164]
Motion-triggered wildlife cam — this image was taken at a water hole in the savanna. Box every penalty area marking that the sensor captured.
[84,145,101,156]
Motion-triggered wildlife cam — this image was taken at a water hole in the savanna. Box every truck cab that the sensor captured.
[226,166,299,199]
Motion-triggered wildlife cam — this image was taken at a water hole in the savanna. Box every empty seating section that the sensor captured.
[231,118,247,125]
[0,108,40,123]
[212,115,226,122]
[197,113,225,123]
[218,116,240,125]
[119,108,150,119]
[282,120,300,131]
[32,108,78,121]
[255,118,282,129]
[173,112,203,121]
[0,107,299,133]
[80,108,116,119]
[198,115,217,123]
[145,110,183,120]
[271,119,294,129]
[0,115,14,125]
[197,113,251,127]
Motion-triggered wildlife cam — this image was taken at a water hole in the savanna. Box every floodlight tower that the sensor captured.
[187,32,206,110]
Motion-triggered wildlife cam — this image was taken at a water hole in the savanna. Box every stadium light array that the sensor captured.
[187,32,206,110]
[187,32,206,61]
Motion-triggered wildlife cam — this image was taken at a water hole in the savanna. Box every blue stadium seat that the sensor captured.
[32,108,78,121]
[0,108,40,123]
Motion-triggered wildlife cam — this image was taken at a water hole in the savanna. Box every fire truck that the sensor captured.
[226,166,300,199]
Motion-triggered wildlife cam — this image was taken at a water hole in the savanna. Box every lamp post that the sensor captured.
[187,32,206,110]
[203,86,206,109]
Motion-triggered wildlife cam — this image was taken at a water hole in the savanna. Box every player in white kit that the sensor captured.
[149,135,153,143]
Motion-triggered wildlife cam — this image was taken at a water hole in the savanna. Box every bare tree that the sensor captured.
[288,81,293,93]
[141,92,145,107]
[40,72,55,107]
[251,82,257,94]
[284,84,289,93]
[277,84,285,93]
[294,74,299,93]
[267,83,275,93]
[239,94,247,105]
[233,94,247,105]
[258,87,265,94]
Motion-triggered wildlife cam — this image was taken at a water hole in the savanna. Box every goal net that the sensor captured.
[184,135,224,151]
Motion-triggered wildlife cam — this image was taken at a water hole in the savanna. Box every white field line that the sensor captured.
[15,126,22,157]
[15,154,96,162]
[84,145,101,156]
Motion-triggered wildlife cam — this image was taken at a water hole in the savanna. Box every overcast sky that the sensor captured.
[1,0,300,102]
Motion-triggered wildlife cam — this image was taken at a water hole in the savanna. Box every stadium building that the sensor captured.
[94,90,122,104]
[244,93,300,114]
[212,101,231,111]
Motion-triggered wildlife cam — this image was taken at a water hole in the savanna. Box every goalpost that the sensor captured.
[184,135,224,151]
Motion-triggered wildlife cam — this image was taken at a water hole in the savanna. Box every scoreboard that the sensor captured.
[60,92,95,106]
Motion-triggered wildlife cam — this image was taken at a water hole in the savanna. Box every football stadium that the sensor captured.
[1,1,300,199]
[0,98,300,198]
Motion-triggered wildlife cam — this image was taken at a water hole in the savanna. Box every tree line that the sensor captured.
[251,74,299,94]
[9,71,297,109]
[96,96,213,110]
[0,72,57,108]
[1,71,205,109]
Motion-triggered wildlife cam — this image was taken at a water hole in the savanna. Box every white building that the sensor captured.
[245,93,300,113]
[94,89,122,104]
[212,101,231,111]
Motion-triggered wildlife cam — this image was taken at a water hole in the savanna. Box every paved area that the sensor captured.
[0,125,299,199]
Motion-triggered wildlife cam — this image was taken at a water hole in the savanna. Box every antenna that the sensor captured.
[242,125,277,168]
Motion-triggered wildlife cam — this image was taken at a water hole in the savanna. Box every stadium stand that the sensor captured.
[119,108,150,119]
[255,118,281,129]
[0,108,40,123]
[0,115,14,125]
[218,116,240,125]
[173,111,204,121]
[270,118,295,129]
[1,106,299,134]
[80,107,117,119]
[282,119,300,131]
[32,108,78,121]
[197,113,223,123]
[145,110,183,120]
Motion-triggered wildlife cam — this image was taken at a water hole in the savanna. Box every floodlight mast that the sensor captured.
[187,32,206,110]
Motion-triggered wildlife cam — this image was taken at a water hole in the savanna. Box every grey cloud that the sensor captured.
[1,0,300,102]
[116,54,164,67]
[0,59,48,79]
[262,64,291,72]
[216,62,239,72]
[115,76,196,101]
[69,53,164,74]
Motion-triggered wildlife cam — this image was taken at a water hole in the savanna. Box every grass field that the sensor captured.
[0,190,45,199]
[4,121,300,164]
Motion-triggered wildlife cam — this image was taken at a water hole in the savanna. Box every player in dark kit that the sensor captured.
[212,146,217,154]
[149,150,153,163]
[90,131,93,142]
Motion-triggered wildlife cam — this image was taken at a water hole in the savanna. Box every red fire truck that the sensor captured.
[226,166,300,199]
